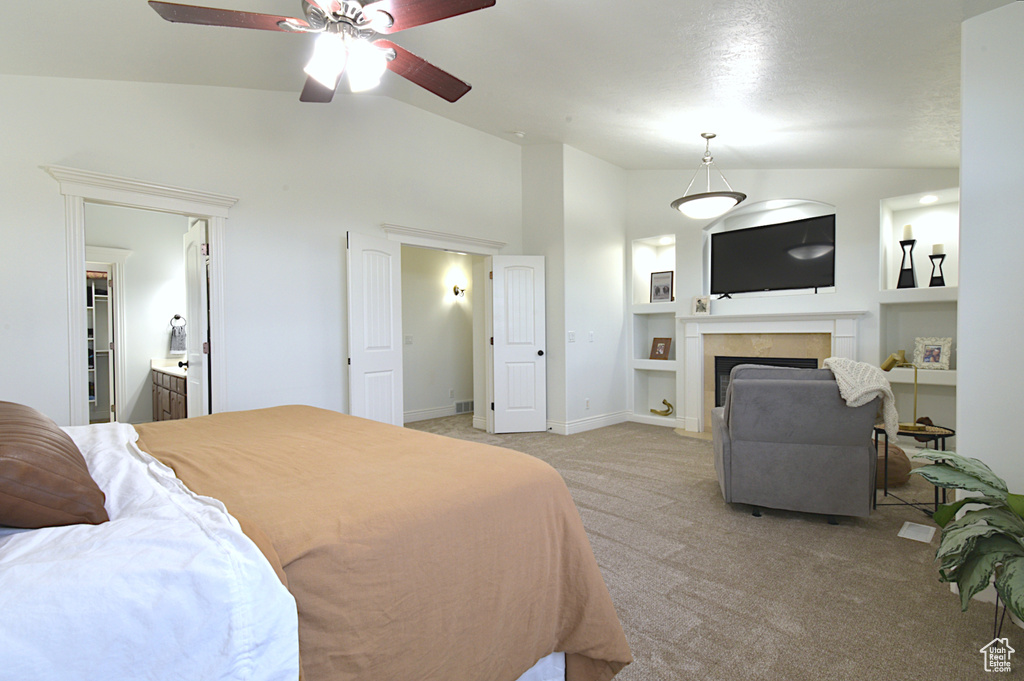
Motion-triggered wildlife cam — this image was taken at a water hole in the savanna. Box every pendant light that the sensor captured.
[670,133,746,219]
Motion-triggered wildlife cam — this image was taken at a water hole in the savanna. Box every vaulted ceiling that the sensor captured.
[0,0,1010,169]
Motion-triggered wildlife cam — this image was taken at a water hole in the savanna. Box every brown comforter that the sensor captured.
[134,406,631,681]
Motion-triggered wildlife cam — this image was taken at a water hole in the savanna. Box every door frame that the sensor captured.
[46,166,237,426]
[378,224,506,426]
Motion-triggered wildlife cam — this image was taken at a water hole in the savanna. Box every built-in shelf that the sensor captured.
[878,189,959,432]
[887,367,957,386]
[633,359,678,372]
[631,302,678,315]
[630,413,678,427]
[878,286,958,304]
[630,235,678,427]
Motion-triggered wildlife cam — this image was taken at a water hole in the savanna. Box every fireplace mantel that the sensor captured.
[678,310,868,432]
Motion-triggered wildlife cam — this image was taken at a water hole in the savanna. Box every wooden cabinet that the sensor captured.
[152,368,187,421]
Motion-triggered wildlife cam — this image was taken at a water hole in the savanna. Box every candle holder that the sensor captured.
[929,254,946,287]
[897,239,917,289]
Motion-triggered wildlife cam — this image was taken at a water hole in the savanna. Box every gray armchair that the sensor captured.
[711,364,879,518]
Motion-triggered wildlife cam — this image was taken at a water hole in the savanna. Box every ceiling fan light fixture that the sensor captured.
[304,33,348,88]
[670,133,746,220]
[368,9,395,32]
[347,39,389,92]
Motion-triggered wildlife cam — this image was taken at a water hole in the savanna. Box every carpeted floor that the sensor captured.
[406,415,1021,680]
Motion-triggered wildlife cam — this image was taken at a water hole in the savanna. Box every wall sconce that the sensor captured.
[453,285,466,298]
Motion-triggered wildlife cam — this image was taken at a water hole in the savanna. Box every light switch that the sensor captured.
[405,335,413,345]
[568,331,576,343]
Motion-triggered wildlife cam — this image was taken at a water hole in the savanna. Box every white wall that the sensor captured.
[522,144,628,433]
[0,75,522,424]
[522,145,567,429]
[959,2,1024,491]
[400,245,476,422]
[562,146,628,426]
[85,203,188,423]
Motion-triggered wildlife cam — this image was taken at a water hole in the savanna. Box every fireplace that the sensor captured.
[677,310,866,433]
[714,356,819,407]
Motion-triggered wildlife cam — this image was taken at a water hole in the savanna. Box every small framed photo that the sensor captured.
[650,271,674,303]
[691,295,710,316]
[650,337,672,360]
[914,337,952,370]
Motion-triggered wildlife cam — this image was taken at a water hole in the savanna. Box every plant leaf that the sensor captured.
[932,496,1007,528]
[1007,493,1024,520]
[936,523,1002,562]
[995,555,1024,623]
[944,507,1024,536]
[956,536,1024,610]
[912,464,1007,500]
[912,449,1008,493]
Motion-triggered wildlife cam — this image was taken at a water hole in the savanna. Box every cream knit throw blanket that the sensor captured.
[823,356,899,441]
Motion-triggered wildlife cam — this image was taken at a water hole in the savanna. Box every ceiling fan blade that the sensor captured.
[362,0,495,34]
[149,1,311,32]
[299,76,339,103]
[376,40,471,102]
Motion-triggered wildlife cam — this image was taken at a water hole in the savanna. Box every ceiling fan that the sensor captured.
[148,0,495,103]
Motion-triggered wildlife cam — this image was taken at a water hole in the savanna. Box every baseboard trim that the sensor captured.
[679,415,700,432]
[472,415,487,431]
[547,411,630,436]
[403,405,456,424]
[629,413,687,428]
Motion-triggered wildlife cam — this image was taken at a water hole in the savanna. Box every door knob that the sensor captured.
[178,361,188,369]
[537,350,544,356]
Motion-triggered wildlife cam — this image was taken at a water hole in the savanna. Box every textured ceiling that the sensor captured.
[0,0,1011,169]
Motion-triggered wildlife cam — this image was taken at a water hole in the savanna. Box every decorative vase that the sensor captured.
[897,239,917,288]
[929,254,946,287]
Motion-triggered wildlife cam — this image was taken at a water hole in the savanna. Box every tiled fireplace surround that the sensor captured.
[679,312,866,432]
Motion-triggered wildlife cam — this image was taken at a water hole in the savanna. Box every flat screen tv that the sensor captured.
[710,214,836,295]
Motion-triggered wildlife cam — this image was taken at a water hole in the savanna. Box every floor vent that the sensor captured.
[455,400,474,414]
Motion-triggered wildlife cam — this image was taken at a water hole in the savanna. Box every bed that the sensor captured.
[0,402,631,681]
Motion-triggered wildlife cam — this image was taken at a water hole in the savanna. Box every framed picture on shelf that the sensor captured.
[649,337,672,360]
[691,295,710,316]
[650,271,674,303]
[913,336,952,370]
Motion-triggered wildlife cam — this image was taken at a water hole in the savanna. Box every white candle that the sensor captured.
[932,243,944,255]
[902,224,913,240]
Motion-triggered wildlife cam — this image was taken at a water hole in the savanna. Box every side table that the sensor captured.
[873,424,955,516]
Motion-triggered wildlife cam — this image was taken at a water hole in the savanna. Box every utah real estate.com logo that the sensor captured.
[980,638,1015,673]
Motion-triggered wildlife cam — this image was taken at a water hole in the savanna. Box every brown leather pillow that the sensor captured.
[0,401,109,528]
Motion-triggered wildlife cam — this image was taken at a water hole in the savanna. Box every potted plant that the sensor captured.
[912,450,1024,626]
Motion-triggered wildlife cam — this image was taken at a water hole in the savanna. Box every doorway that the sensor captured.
[400,245,481,425]
[346,227,546,433]
[48,165,236,426]
[85,203,190,424]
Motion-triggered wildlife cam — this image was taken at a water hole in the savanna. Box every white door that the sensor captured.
[347,231,404,425]
[183,219,210,417]
[490,256,546,433]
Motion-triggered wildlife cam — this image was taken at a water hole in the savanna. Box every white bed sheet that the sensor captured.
[517,652,566,681]
[0,422,299,681]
